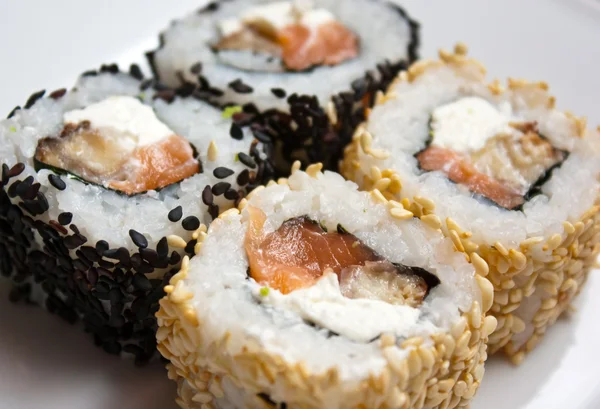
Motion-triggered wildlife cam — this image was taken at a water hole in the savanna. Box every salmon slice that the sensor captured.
[278,21,359,71]
[110,135,199,194]
[245,206,382,294]
[417,145,524,209]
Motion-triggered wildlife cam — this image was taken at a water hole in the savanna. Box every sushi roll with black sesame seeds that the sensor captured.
[0,64,273,363]
[156,167,497,409]
[341,44,600,364]
[146,0,419,173]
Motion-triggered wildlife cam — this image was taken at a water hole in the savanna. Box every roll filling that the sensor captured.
[34,96,200,195]
[245,206,439,304]
[214,1,359,71]
[417,97,566,209]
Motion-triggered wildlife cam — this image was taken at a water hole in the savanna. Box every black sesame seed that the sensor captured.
[252,129,272,144]
[237,152,256,169]
[169,251,181,265]
[208,203,219,220]
[132,273,152,292]
[100,63,119,73]
[131,253,143,269]
[236,169,250,186]
[103,248,120,260]
[87,268,99,286]
[96,240,109,254]
[230,123,244,140]
[140,248,159,265]
[211,182,231,196]
[81,69,98,77]
[117,247,131,265]
[80,246,100,262]
[137,261,154,275]
[202,185,213,206]
[228,79,253,94]
[49,220,68,235]
[49,88,67,100]
[271,88,286,98]
[48,174,66,191]
[7,106,21,119]
[64,234,87,249]
[58,212,73,225]
[167,206,183,222]
[73,258,90,272]
[35,191,49,212]
[242,102,259,115]
[156,237,169,259]
[98,259,115,269]
[181,216,200,231]
[197,75,210,90]
[24,90,45,109]
[129,229,148,249]
[23,183,41,200]
[190,62,203,74]
[213,167,234,179]
[224,189,238,201]
[129,64,144,81]
[184,239,197,254]
[70,224,80,234]
[2,163,9,183]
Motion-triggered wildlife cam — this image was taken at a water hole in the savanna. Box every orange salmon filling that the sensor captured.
[214,6,358,71]
[278,21,358,71]
[109,135,199,194]
[35,123,199,195]
[417,145,525,209]
[245,206,381,294]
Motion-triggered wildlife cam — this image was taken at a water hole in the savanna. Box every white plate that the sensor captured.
[1,1,599,408]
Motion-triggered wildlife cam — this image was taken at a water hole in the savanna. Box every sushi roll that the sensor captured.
[341,45,600,363]
[156,167,497,409]
[146,0,419,172]
[0,65,273,363]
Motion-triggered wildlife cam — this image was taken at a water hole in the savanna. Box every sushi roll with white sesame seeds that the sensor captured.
[341,44,600,363]
[146,0,419,172]
[0,64,273,363]
[156,167,496,409]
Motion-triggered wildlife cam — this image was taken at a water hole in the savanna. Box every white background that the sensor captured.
[0,1,599,408]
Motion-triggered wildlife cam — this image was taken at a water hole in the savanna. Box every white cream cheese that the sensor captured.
[219,1,335,38]
[257,272,423,343]
[431,97,516,153]
[63,96,174,152]
[299,8,334,30]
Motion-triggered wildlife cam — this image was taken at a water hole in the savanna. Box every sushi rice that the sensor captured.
[0,65,272,362]
[156,167,496,409]
[341,44,600,363]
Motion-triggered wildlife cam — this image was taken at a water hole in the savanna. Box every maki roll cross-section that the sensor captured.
[342,45,600,363]
[157,167,496,409]
[147,0,420,172]
[0,65,273,363]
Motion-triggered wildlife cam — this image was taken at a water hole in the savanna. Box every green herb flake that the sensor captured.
[259,287,270,297]
[9,126,16,133]
[234,153,239,162]
[222,105,242,119]
[138,93,146,100]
